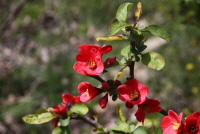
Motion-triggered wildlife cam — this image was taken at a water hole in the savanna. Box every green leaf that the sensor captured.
[52,126,71,134]
[52,127,62,134]
[114,66,127,80]
[135,2,142,20]
[133,126,148,134]
[93,127,109,133]
[141,52,165,70]
[96,35,125,41]
[110,20,130,35]
[121,45,130,59]
[59,117,70,127]
[116,3,133,21]
[112,123,132,133]
[116,104,126,123]
[70,103,88,115]
[22,112,57,124]
[36,108,48,114]
[141,25,171,42]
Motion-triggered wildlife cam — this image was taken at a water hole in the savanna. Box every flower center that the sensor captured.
[87,60,97,70]
[85,89,90,97]
[129,90,139,101]
[189,125,199,133]
[172,122,180,130]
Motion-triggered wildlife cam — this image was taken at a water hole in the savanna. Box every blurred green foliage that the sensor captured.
[0,0,200,134]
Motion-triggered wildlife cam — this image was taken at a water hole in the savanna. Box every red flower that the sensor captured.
[161,110,183,134]
[52,103,67,128]
[62,94,81,105]
[78,82,102,102]
[116,79,148,106]
[135,99,162,123]
[104,57,116,67]
[73,44,112,75]
[99,93,108,109]
[184,112,200,134]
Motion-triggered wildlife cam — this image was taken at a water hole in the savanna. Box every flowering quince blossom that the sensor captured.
[99,93,108,109]
[184,112,200,134]
[135,98,162,123]
[78,82,102,102]
[73,44,112,75]
[116,79,148,108]
[104,57,116,67]
[161,110,183,134]
[62,94,81,105]
[52,103,68,128]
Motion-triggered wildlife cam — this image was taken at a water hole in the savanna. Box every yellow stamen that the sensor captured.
[87,60,97,69]
[172,122,180,130]
[85,89,90,97]
[130,90,139,100]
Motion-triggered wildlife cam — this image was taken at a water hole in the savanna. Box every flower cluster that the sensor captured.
[161,110,200,134]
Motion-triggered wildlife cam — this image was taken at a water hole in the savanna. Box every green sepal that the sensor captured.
[141,25,171,42]
[116,3,133,22]
[141,52,165,70]
[112,95,118,101]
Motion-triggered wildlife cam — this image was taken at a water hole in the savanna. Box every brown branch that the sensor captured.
[0,0,28,36]
[88,75,106,83]
[71,114,102,128]
[159,109,168,116]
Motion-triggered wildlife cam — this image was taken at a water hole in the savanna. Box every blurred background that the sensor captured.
[0,0,200,134]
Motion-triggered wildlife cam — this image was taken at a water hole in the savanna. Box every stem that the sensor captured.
[88,75,106,83]
[159,109,168,116]
[71,114,102,128]
[128,41,136,79]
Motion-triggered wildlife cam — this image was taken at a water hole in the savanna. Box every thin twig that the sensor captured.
[71,114,102,128]
[88,75,106,83]
[159,109,168,116]
[0,0,28,36]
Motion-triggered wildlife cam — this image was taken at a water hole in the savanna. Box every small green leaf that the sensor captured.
[112,123,131,133]
[59,117,70,127]
[133,126,148,134]
[93,127,109,133]
[141,25,171,42]
[114,66,127,80]
[135,2,142,20]
[141,52,165,70]
[121,45,130,59]
[110,20,130,35]
[70,103,88,115]
[116,3,133,21]
[23,112,57,124]
[52,126,71,134]
[116,104,126,123]
[52,127,62,134]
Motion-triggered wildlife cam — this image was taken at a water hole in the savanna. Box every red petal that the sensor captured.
[99,93,108,109]
[99,45,112,54]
